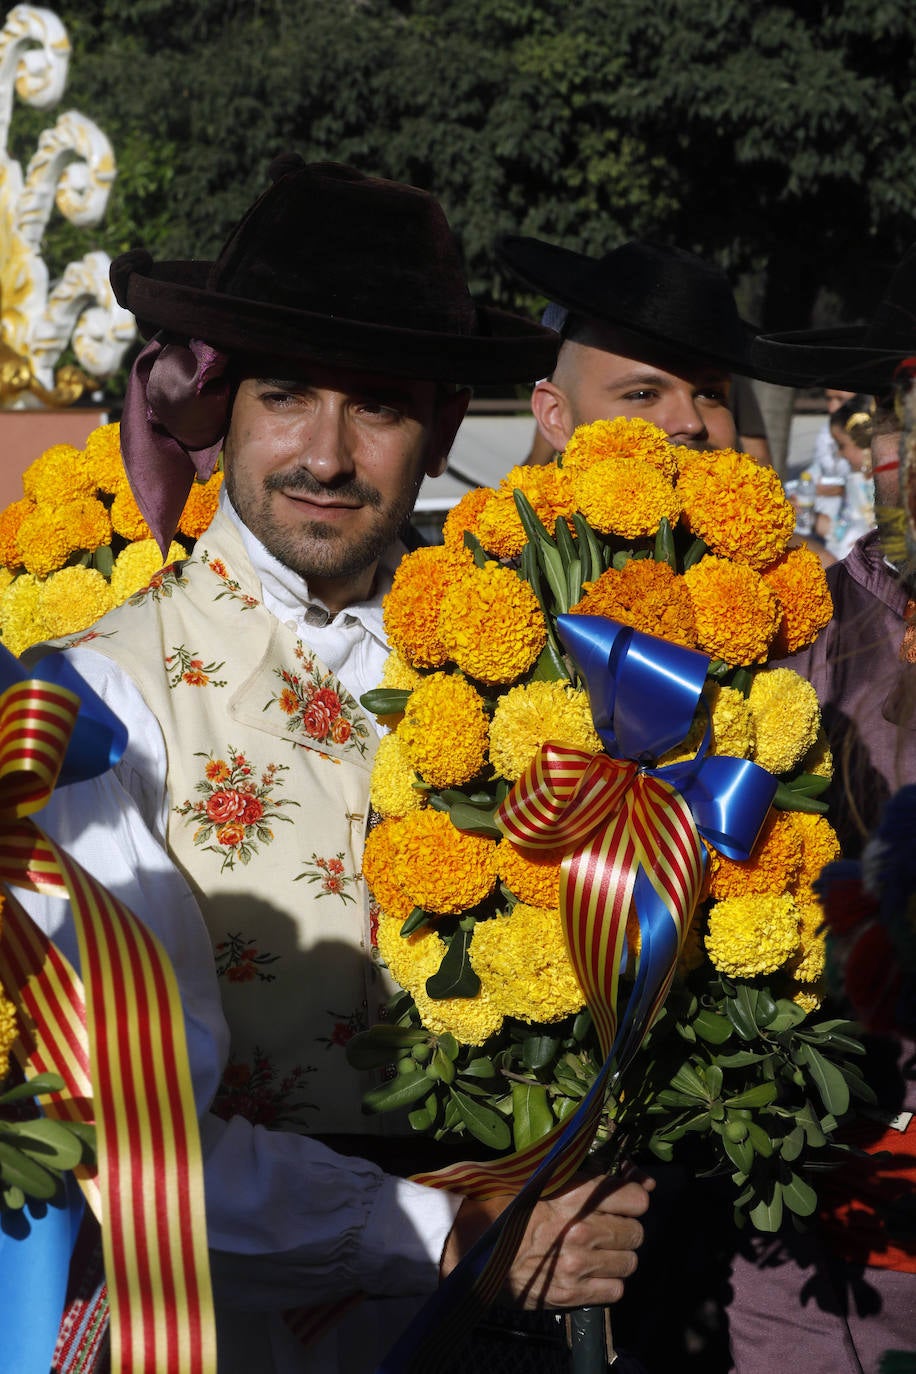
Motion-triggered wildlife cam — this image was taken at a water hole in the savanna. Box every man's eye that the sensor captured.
[357,400,400,420]
[623,390,657,402]
[699,390,729,404]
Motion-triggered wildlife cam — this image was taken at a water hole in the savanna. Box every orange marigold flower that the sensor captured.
[362,820,416,924]
[762,545,833,655]
[83,423,128,495]
[396,672,489,788]
[179,470,223,539]
[206,759,230,782]
[572,456,680,539]
[562,418,677,480]
[707,809,804,901]
[17,498,112,576]
[278,688,299,715]
[683,556,779,665]
[570,559,697,647]
[475,464,577,559]
[110,484,152,542]
[439,562,547,685]
[676,448,795,570]
[496,840,564,908]
[388,809,497,915]
[0,497,34,568]
[442,485,496,553]
[383,543,468,669]
[787,811,841,899]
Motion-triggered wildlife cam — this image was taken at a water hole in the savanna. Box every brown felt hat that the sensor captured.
[111,155,559,385]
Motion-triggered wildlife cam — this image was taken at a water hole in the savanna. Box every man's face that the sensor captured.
[223,364,466,612]
[532,334,737,453]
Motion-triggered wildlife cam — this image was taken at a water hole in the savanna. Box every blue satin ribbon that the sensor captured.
[557,614,777,863]
[0,642,127,784]
[0,1181,84,1374]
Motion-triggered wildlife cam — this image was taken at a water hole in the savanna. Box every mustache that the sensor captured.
[264,468,382,508]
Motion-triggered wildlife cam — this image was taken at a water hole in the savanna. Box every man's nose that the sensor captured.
[301,402,355,482]
[664,392,708,446]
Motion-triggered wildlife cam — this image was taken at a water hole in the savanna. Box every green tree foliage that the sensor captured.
[11,0,916,347]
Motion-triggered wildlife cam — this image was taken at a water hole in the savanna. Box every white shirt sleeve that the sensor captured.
[16,648,461,1306]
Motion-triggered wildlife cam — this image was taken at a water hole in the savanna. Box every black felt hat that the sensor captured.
[497,235,806,384]
[111,156,559,385]
[750,245,916,393]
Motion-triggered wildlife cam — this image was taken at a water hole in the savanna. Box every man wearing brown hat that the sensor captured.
[21,158,651,1373]
[499,236,779,460]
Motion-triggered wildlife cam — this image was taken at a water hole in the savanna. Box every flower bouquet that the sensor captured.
[0,423,222,655]
[349,418,873,1232]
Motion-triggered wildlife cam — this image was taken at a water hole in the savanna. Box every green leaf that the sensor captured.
[446,804,502,838]
[707,658,729,679]
[565,555,583,608]
[572,512,604,582]
[805,1045,850,1116]
[346,1025,429,1071]
[669,1062,711,1100]
[746,1121,774,1157]
[2,1183,25,1210]
[722,1131,754,1174]
[782,1171,818,1217]
[555,514,578,566]
[359,687,411,717]
[772,782,829,814]
[683,537,708,570]
[511,1082,554,1151]
[362,1071,437,1114]
[463,529,489,569]
[400,907,431,937]
[724,1082,778,1110]
[530,638,571,683]
[408,1104,435,1131]
[451,1088,512,1150]
[0,1140,61,1200]
[716,1049,772,1068]
[730,668,752,696]
[784,772,832,798]
[693,1010,733,1045]
[430,1047,457,1084]
[725,985,760,1041]
[749,1182,784,1232]
[461,1057,496,1080]
[0,1073,65,1105]
[6,1118,84,1171]
[654,516,677,569]
[779,1126,805,1161]
[426,927,481,999]
[612,550,634,571]
[513,487,555,549]
[521,1034,559,1071]
[93,544,114,576]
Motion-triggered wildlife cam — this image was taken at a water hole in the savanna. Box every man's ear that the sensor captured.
[425,387,471,478]
[531,380,574,452]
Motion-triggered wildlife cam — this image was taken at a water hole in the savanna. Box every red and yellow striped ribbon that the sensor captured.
[0,679,215,1372]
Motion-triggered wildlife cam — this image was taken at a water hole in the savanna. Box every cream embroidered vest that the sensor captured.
[59,509,386,1134]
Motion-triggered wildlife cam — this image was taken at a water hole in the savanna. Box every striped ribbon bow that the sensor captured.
[378,615,776,1373]
[0,647,216,1373]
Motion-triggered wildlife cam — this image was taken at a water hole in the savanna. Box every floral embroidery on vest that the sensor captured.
[203,552,259,609]
[57,627,116,650]
[215,931,280,982]
[166,644,228,688]
[173,746,299,871]
[294,852,360,905]
[317,1006,368,1050]
[128,561,188,605]
[265,644,371,757]
[212,1049,318,1127]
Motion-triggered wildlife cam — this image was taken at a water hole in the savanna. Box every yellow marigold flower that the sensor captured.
[21,443,94,505]
[562,418,676,480]
[0,573,48,656]
[475,464,577,559]
[676,448,795,570]
[705,892,801,977]
[439,562,546,685]
[0,498,35,568]
[0,568,13,595]
[383,543,468,670]
[684,556,779,666]
[789,985,823,1015]
[110,484,152,542]
[376,915,503,1045]
[389,810,497,914]
[397,672,489,788]
[368,732,426,819]
[788,812,841,900]
[748,668,820,775]
[17,498,112,577]
[489,679,601,781]
[571,559,696,648]
[762,545,833,656]
[0,989,18,1082]
[380,649,423,693]
[109,539,187,604]
[802,726,833,779]
[787,900,826,983]
[496,840,564,908]
[659,683,755,767]
[442,485,496,553]
[37,567,116,637]
[178,470,223,539]
[573,456,680,540]
[83,422,128,494]
[707,810,803,900]
[470,904,585,1022]
[362,821,415,923]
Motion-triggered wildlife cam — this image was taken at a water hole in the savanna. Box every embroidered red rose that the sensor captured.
[331,717,351,745]
[207,789,247,823]
[216,822,246,847]
[240,796,264,825]
[330,1022,355,1046]
[227,960,258,982]
[303,699,333,739]
[326,857,344,875]
[313,687,342,720]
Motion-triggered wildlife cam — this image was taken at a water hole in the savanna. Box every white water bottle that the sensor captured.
[794,469,816,537]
